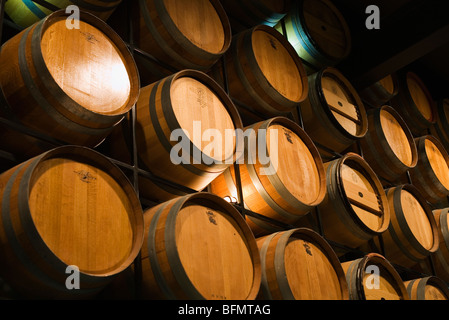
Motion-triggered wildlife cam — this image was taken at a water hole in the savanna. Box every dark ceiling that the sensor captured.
[333,0,449,100]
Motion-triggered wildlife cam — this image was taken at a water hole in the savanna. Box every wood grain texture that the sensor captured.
[170,76,235,163]
[140,192,261,300]
[382,184,439,268]
[0,146,144,299]
[359,105,418,183]
[137,0,231,73]
[257,228,349,300]
[41,19,131,115]
[409,135,449,205]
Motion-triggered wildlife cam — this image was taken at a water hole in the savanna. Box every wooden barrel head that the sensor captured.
[137,0,231,76]
[425,138,449,191]
[383,184,439,267]
[257,228,348,300]
[0,146,143,298]
[141,193,261,300]
[409,135,449,205]
[28,150,143,276]
[266,123,322,205]
[380,107,415,167]
[251,29,304,102]
[400,189,435,251]
[406,72,434,122]
[170,75,236,163]
[164,0,225,54]
[175,201,255,299]
[40,17,132,115]
[302,0,351,60]
[283,232,346,299]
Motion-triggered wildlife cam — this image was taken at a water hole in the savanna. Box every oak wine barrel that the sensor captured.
[341,253,410,300]
[0,10,139,158]
[140,192,261,300]
[404,276,449,300]
[408,135,449,206]
[390,71,436,136]
[429,208,449,283]
[219,0,292,34]
[299,67,368,160]
[125,69,243,203]
[275,0,351,74]
[300,153,390,253]
[359,74,399,108]
[0,146,144,299]
[209,117,326,236]
[382,184,439,268]
[135,0,231,83]
[5,0,122,28]
[210,24,308,120]
[359,105,418,183]
[257,228,349,300]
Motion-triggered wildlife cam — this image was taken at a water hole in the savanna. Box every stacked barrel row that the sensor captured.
[0,0,448,300]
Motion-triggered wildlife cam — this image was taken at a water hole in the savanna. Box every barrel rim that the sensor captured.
[387,184,440,257]
[315,67,368,139]
[345,252,410,300]
[259,227,349,300]
[26,145,145,277]
[376,105,419,168]
[145,192,262,300]
[254,116,327,208]
[38,9,140,120]
[402,70,437,125]
[406,275,449,300]
[247,24,309,105]
[141,0,232,57]
[333,152,391,235]
[167,69,244,168]
[414,134,449,195]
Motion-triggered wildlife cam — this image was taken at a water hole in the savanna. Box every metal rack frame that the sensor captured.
[0,0,444,298]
